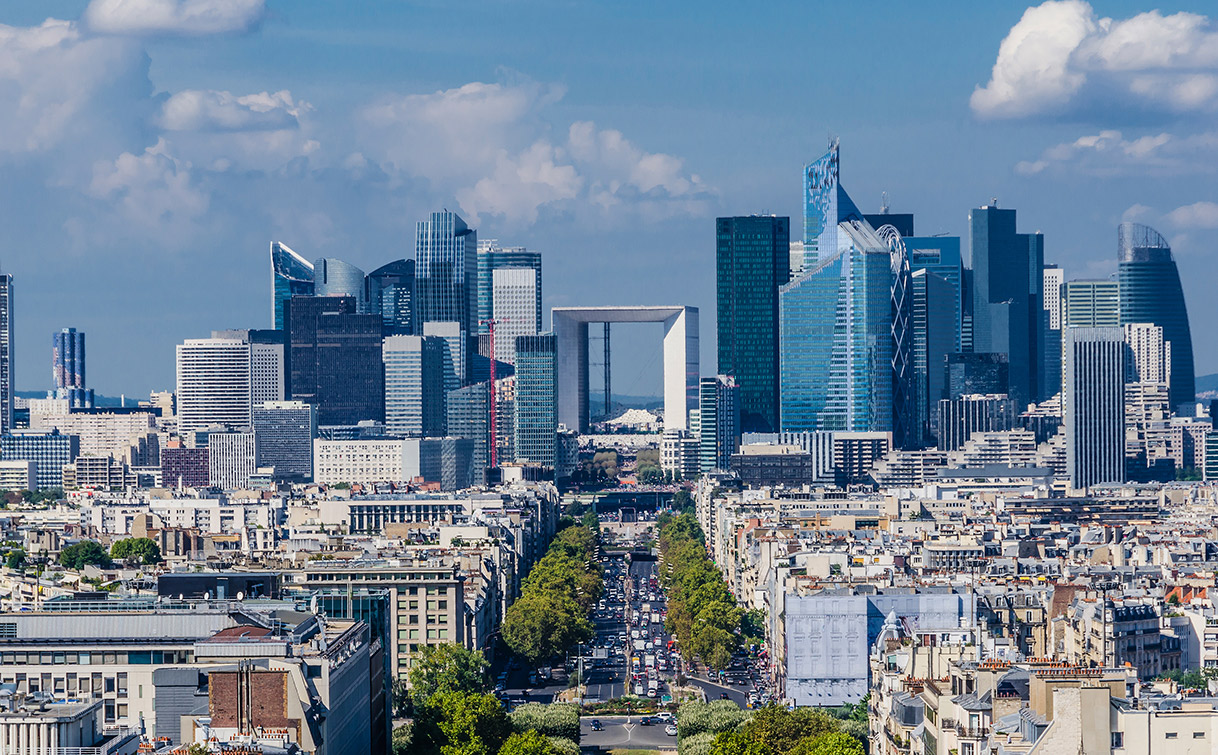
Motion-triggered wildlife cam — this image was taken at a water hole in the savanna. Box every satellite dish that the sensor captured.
[237,591,244,601]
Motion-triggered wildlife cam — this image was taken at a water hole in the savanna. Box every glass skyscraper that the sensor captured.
[383,335,445,437]
[698,375,740,472]
[270,242,314,331]
[1064,326,1126,488]
[514,334,557,468]
[716,215,789,434]
[286,295,384,426]
[365,259,415,335]
[417,210,479,335]
[253,401,316,482]
[802,139,862,270]
[314,258,368,312]
[1118,222,1195,408]
[0,272,12,435]
[911,269,958,445]
[477,241,542,334]
[52,327,85,391]
[447,382,490,476]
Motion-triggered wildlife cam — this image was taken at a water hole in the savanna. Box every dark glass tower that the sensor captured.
[514,334,557,468]
[365,259,415,335]
[270,242,315,331]
[286,295,384,425]
[716,215,789,433]
[416,210,478,334]
[969,204,1045,409]
[1118,222,1195,408]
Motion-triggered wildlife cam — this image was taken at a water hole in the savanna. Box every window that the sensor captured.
[409,630,419,639]
[1165,732,1177,739]
[1194,732,1206,739]
[0,623,16,638]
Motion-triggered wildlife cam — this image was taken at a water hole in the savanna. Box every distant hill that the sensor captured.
[1196,374,1218,397]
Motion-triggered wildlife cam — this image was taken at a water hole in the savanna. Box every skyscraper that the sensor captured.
[779,220,893,433]
[176,337,254,433]
[1063,327,1126,489]
[447,382,490,477]
[422,321,466,396]
[417,210,478,335]
[286,296,383,426]
[1118,222,1195,408]
[477,241,542,334]
[912,269,958,445]
[1042,265,1064,399]
[716,215,790,434]
[208,431,259,490]
[270,242,314,331]
[0,272,11,435]
[969,203,1045,409]
[698,375,740,473]
[1124,322,1171,385]
[52,327,92,409]
[383,335,446,438]
[801,139,862,270]
[514,334,557,468]
[314,258,368,312]
[491,267,540,365]
[944,353,1009,400]
[1062,280,1120,327]
[365,259,415,335]
[253,401,316,482]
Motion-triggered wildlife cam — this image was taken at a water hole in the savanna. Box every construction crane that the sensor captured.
[479,318,509,469]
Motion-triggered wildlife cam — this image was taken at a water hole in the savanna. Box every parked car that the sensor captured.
[638,717,654,726]
[666,724,678,736]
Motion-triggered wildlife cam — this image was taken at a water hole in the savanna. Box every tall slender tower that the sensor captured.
[416,210,478,334]
[0,272,11,434]
[1064,327,1126,489]
[269,242,314,331]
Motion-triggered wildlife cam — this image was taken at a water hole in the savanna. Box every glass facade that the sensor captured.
[365,259,415,335]
[514,334,557,468]
[912,270,957,446]
[417,211,478,335]
[477,241,542,334]
[1118,222,1195,408]
[314,258,367,312]
[698,375,740,472]
[269,242,314,331]
[716,216,789,434]
[253,401,316,482]
[383,335,445,438]
[1063,280,1120,327]
[447,382,489,477]
[52,327,85,390]
[802,139,862,270]
[779,221,893,433]
[0,431,78,490]
[287,295,384,426]
[944,353,1009,400]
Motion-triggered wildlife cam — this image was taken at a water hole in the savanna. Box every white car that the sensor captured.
[665,724,678,736]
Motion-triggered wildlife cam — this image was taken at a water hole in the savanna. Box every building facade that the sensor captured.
[514,334,557,468]
[1064,327,1126,489]
[699,375,740,473]
[417,210,479,335]
[253,401,315,482]
[383,335,445,438]
[269,241,314,331]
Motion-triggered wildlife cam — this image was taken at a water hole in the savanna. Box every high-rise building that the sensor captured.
[382,335,446,438]
[1062,280,1120,327]
[1118,222,1195,408]
[969,203,1045,408]
[313,258,367,312]
[0,430,78,490]
[912,269,958,445]
[0,272,12,435]
[779,220,893,433]
[269,242,314,331]
[1042,265,1065,400]
[1064,327,1126,489]
[944,353,1009,401]
[212,329,284,406]
[906,235,963,350]
[936,394,1015,451]
[417,210,478,335]
[491,267,540,365]
[365,259,415,335]
[1043,265,1064,331]
[477,241,542,334]
[514,334,557,468]
[1124,322,1171,386]
[160,443,209,489]
[176,337,253,433]
[801,139,862,270]
[716,215,790,433]
[253,401,316,482]
[422,321,466,395]
[698,375,740,473]
[51,327,93,409]
[447,382,489,479]
[286,295,384,426]
[208,431,258,490]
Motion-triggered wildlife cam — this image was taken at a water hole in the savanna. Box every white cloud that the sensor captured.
[1167,201,1218,229]
[88,138,209,235]
[359,79,711,225]
[159,89,308,132]
[84,0,265,36]
[1015,129,1218,176]
[973,1,1218,119]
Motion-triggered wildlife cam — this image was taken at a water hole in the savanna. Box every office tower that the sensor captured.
[286,295,384,426]
[253,401,316,482]
[944,353,1009,400]
[1064,327,1126,488]
[1062,280,1120,327]
[161,443,209,488]
[365,259,415,335]
[1124,322,1171,385]
[417,210,478,334]
[936,394,1015,451]
[208,431,258,489]
[447,382,489,478]
[801,139,862,270]
[906,236,963,347]
[212,328,285,406]
[0,272,11,435]
[780,220,893,433]
[51,327,93,409]
[1118,222,1195,408]
[888,229,916,450]
[716,215,790,433]
[270,241,314,331]
[176,337,253,433]
[1043,266,1064,331]
[863,211,914,238]
[788,241,806,279]
[1042,265,1064,400]
[969,203,1045,408]
[383,335,446,438]
[477,241,542,334]
[491,267,540,365]
[698,375,740,472]
[423,321,466,394]
[912,270,958,445]
[0,430,79,490]
[514,334,557,468]
[314,257,368,312]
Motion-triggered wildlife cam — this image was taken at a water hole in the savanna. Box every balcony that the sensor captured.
[955,725,990,739]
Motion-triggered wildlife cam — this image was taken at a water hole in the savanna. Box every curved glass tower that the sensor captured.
[1118,222,1194,408]
[270,242,314,330]
[314,258,367,312]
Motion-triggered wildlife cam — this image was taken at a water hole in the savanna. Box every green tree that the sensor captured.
[672,489,693,513]
[509,703,580,743]
[499,730,556,755]
[407,643,490,706]
[710,729,765,755]
[502,593,591,663]
[4,548,25,570]
[793,732,864,755]
[58,540,111,569]
[391,723,414,755]
[110,537,162,565]
[416,691,511,755]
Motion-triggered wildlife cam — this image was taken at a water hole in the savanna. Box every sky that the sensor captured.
[3,0,1218,398]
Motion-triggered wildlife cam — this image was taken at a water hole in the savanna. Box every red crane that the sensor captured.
[479,318,509,469]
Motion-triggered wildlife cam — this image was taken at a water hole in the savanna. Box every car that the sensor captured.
[719,693,730,700]
[655,712,674,722]
[666,724,678,736]
[589,720,603,731]
[638,717,653,726]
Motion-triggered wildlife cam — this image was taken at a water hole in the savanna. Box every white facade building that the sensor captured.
[1125,322,1172,386]
[491,267,539,365]
[207,431,258,490]
[176,338,253,433]
[314,439,412,486]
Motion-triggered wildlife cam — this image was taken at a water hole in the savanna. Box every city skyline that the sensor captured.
[1,1,1217,399]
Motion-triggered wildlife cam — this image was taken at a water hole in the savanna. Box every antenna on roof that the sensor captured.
[880,191,890,215]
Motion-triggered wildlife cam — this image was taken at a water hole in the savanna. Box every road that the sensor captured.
[580,716,678,750]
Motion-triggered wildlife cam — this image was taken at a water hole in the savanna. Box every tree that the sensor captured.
[391,723,414,755]
[110,537,162,565]
[502,593,591,663]
[4,548,25,570]
[509,703,580,743]
[416,691,511,755]
[59,540,111,569]
[672,489,693,513]
[499,731,556,755]
[794,732,864,755]
[407,644,490,706]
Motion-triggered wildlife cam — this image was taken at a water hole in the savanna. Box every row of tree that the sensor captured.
[677,702,866,755]
[57,538,163,569]
[658,512,742,669]
[502,524,603,663]
[398,643,581,755]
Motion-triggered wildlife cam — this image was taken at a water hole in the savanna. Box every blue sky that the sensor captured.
[3,0,1218,397]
